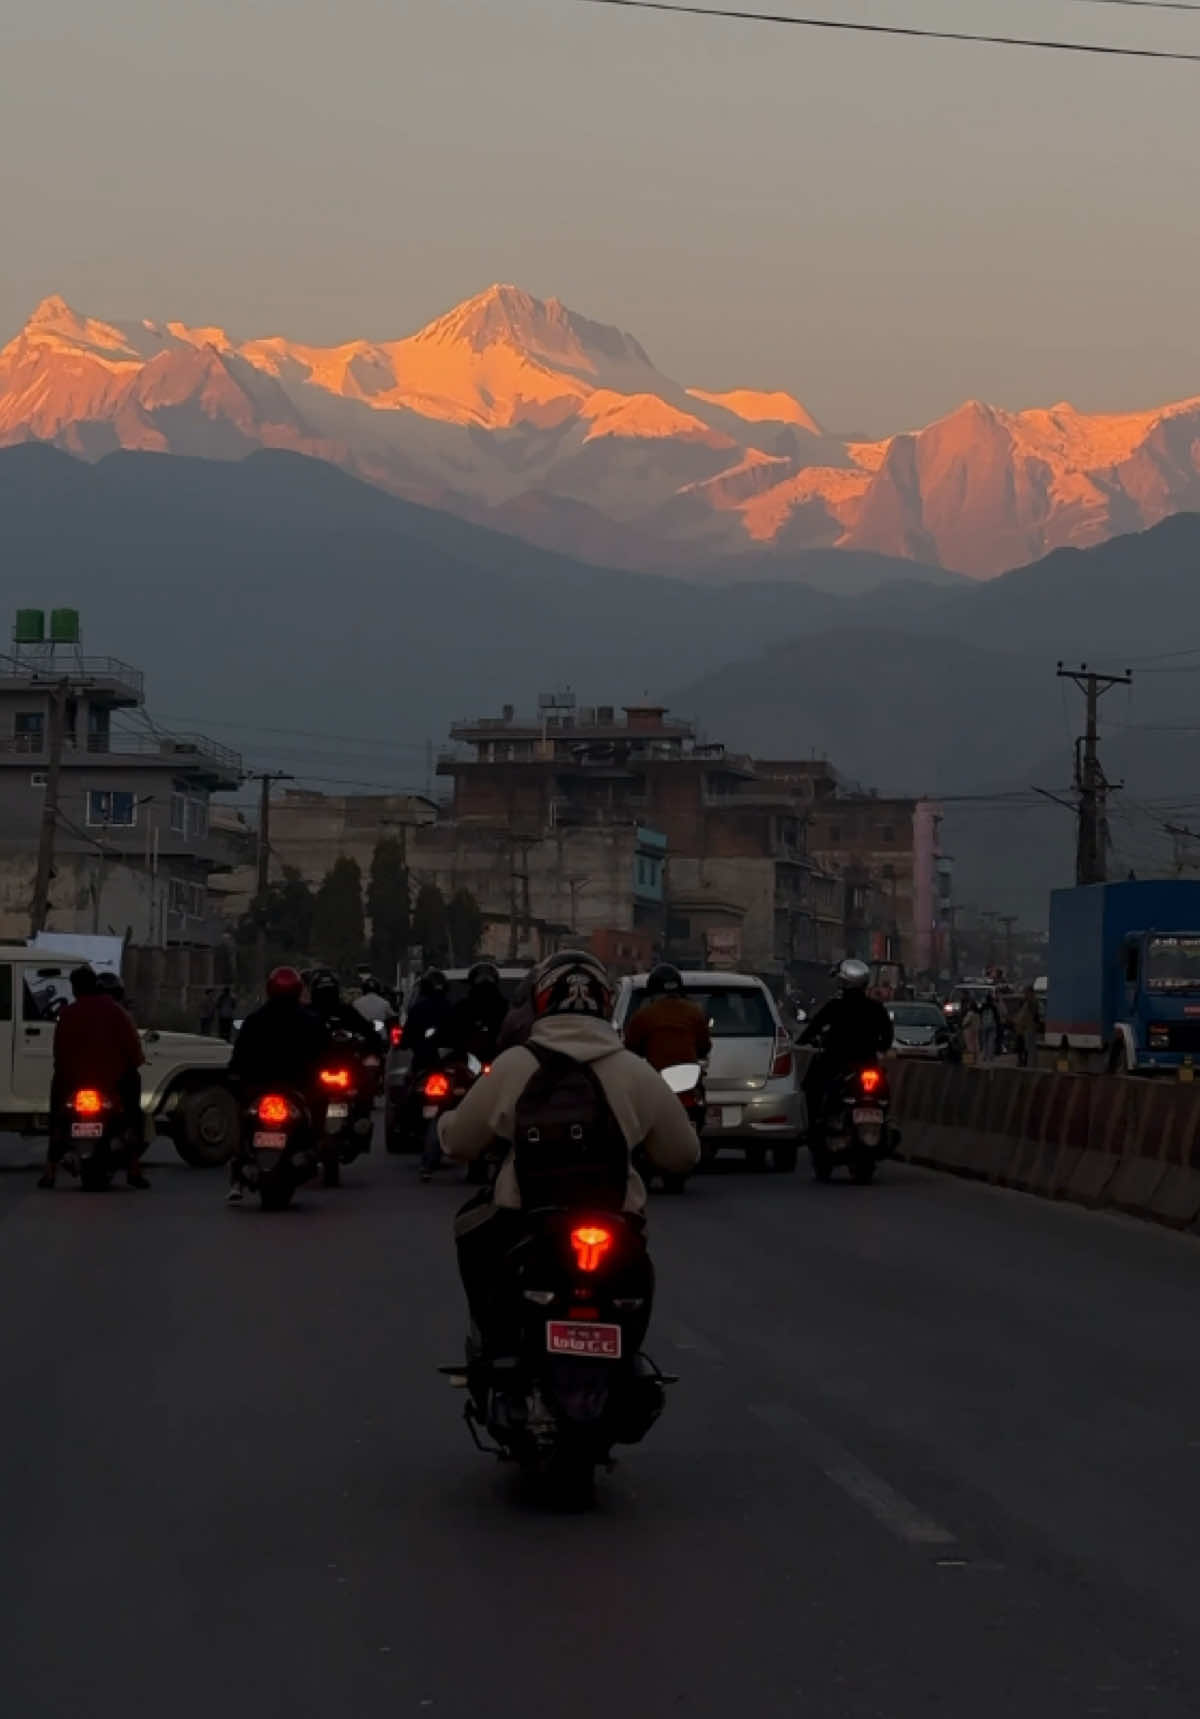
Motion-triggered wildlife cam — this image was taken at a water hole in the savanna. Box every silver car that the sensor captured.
[612,971,806,1173]
[888,1000,955,1060]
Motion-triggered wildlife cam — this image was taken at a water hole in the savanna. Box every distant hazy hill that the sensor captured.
[4,442,1198,925]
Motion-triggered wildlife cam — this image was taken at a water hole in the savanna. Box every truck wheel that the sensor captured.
[174,1085,239,1168]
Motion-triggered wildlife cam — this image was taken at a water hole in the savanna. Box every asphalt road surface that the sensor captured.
[4,1133,1200,1718]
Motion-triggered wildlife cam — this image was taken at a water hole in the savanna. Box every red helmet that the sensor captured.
[266,965,303,1001]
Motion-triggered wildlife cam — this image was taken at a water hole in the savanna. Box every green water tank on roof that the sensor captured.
[49,608,80,644]
[14,609,44,643]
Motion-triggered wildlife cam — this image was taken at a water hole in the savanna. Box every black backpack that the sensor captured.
[512,1044,629,1212]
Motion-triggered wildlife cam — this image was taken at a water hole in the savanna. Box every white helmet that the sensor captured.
[837,958,870,991]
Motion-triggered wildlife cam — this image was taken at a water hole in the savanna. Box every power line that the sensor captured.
[578,0,1200,62]
[1075,0,1200,12]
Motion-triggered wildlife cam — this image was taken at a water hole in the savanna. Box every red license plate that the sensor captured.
[852,1108,885,1126]
[71,1122,104,1139]
[546,1320,622,1360]
[252,1131,287,1149]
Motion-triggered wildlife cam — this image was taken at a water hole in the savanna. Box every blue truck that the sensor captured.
[1047,880,1200,1072]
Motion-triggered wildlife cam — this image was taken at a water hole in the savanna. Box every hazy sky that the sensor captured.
[3,0,1199,434]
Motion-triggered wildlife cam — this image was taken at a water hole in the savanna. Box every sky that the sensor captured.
[2,0,1199,434]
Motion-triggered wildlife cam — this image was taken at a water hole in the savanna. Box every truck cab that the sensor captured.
[1114,930,1200,1072]
[0,945,239,1164]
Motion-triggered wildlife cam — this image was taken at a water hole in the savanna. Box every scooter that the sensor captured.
[237,1089,320,1210]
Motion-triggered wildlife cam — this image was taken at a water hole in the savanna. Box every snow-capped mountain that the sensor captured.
[4,284,1199,577]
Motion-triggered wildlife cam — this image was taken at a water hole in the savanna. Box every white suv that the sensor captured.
[612,971,805,1173]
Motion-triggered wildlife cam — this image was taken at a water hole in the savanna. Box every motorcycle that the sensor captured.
[316,1038,377,1188]
[55,1086,141,1192]
[636,1061,706,1195]
[238,1088,319,1210]
[809,1060,899,1185]
[446,1208,672,1508]
[414,1033,486,1179]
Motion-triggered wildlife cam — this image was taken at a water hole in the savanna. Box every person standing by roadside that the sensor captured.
[199,988,217,1036]
[961,999,982,1063]
[979,994,1000,1063]
[215,986,236,1042]
[1014,987,1041,1069]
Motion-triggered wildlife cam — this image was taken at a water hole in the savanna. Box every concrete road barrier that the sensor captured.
[889,1061,1200,1230]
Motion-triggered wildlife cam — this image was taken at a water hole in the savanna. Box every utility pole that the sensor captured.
[249,771,294,984]
[29,680,69,937]
[1057,662,1132,887]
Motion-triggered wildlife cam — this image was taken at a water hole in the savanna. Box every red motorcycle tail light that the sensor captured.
[258,1093,291,1125]
[424,1071,452,1100]
[860,1067,883,1095]
[570,1224,614,1273]
[73,1088,105,1116]
[319,1067,352,1090]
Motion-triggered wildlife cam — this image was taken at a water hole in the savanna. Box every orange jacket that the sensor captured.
[624,994,712,1072]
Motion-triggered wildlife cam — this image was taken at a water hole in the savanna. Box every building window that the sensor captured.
[169,792,187,833]
[187,797,209,839]
[882,825,896,844]
[168,879,206,918]
[86,790,136,827]
[882,864,895,881]
[13,712,44,751]
[29,772,47,788]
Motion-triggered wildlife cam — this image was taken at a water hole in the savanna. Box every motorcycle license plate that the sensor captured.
[422,1105,439,1120]
[71,1122,104,1139]
[325,1103,349,1120]
[721,1105,743,1128]
[546,1320,622,1360]
[252,1131,288,1149]
[852,1108,885,1126]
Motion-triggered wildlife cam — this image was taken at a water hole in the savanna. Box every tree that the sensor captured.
[446,887,484,964]
[235,866,314,985]
[412,881,449,966]
[311,856,365,974]
[367,837,410,981]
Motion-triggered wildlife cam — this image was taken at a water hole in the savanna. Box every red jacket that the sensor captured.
[53,995,145,1092]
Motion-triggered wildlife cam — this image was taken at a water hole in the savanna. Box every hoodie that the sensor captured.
[439,1013,700,1213]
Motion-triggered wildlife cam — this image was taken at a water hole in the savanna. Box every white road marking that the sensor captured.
[750,1401,957,1549]
[668,1321,723,1361]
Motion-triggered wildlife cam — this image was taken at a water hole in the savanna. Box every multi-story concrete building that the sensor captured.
[807,794,945,976]
[0,624,242,945]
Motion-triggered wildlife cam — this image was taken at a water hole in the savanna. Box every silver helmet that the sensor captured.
[837,958,871,991]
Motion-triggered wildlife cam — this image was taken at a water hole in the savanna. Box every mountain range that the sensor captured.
[5,286,1200,578]
[3,441,1200,923]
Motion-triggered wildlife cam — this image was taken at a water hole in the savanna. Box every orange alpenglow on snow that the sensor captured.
[4,283,1200,579]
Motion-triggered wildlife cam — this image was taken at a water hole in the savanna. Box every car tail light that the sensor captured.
[73,1088,106,1116]
[424,1071,452,1100]
[390,1024,403,1046]
[258,1093,291,1125]
[319,1067,352,1091]
[859,1066,883,1096]
[570,1224,614,1273]
[771,1033,793,1079]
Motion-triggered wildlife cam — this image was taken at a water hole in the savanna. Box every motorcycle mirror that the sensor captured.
[466,1053,483,1076]
[793,1008,807,1025]
[425,1026,437,1039]
[661,1062,702,1094]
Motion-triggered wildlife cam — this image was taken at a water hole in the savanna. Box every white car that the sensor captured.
[612,971,806,1173]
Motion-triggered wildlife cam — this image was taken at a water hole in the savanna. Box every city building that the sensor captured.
[807,794,945,975]
[0,612,243,946]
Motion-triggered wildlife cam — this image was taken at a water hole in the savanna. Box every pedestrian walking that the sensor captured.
[215,986,236,1042]
[199,988,217,1036]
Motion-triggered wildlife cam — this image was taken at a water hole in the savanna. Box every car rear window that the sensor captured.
[627,986,776,1037]
[891,1004,943,1027]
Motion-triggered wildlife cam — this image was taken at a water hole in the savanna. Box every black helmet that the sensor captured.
[532,949,614,1020]
[467,960,500,989]
[646,962,683,997]
[419,966,448,997]
[309,971,341,1013]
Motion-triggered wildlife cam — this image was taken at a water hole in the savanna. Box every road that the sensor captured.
[4,1136,1200,1718]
